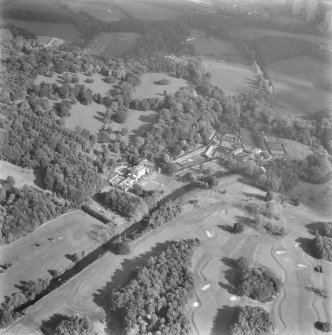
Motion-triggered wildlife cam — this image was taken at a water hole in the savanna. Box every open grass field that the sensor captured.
[280,138,313,160]
[0,18,80,42]
[86,32,141,58]
[240,127,256,147]
[191,30,247,64]
[133,72,188,99]
[114,0,183,21]
[202,57,256,95]
[59,0,125,22]
[125,108,157,137]
[230,27,332,49]
[65,101,106,133]
[4,175,331,335]
[287,180,332,218]
[0,0,67,14]
[0,210,114,303]
[0,160,42,189]
[269,56,332,116]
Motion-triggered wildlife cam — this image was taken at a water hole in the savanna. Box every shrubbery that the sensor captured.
[97,188,148,220]
[235,258,282,303]
[312,236,332,261]
[81,205,110,224]
[315,321,332,333]
[111,237,131,255]
[230,306,273,335]
[148,200,183,229]
[54,315,95,335]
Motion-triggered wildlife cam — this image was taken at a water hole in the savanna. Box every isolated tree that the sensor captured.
[6,176,15,188]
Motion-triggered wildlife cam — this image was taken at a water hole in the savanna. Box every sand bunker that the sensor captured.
[297,264,307,268]
[276,250,286,255]
[206,230,213,238]
[201,284,210,291]
[230,296,239,302]
[193,301,200,307]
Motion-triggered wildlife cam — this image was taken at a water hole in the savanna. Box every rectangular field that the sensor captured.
[190,30,246,63]
[1,18,80,42]
[87,32,141,58]
[202,57,256,95]
[60,0,125,22]
[269,56,332,116]
[0,210,114,302]
[114,0,182,21]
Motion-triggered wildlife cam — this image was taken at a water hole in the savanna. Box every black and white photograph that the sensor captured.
[0,0,331,334]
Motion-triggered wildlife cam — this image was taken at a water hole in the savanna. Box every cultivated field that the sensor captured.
[190,30,247,64]
[114,0,182,21]
[4,175,331,335]
[230,27,332,49]
[59,0,125,22]
[0,160,41,189]
[0,210,114,302]
[133,72,188,99]
[202,57,256,95]
[87,32,141,58]
[0,0,67,14]
[0,18,80,42]
[269,56,332,116]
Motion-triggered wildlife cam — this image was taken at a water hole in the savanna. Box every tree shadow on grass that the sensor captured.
[295,236,318,259]
[40,313,70,335]
[93,111,105,123]
[33,167,45,189]
[217,224,234,234]
[234,215,256,228]
[210,305,239,335]
[93,241,174,335]
[306,221,329,236]
[236,177,254,187]
[218,257,239,295]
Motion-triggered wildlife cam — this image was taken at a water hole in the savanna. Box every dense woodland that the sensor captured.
[111,239,199,335]
[0,178,71,243]
[230,305,273,335]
